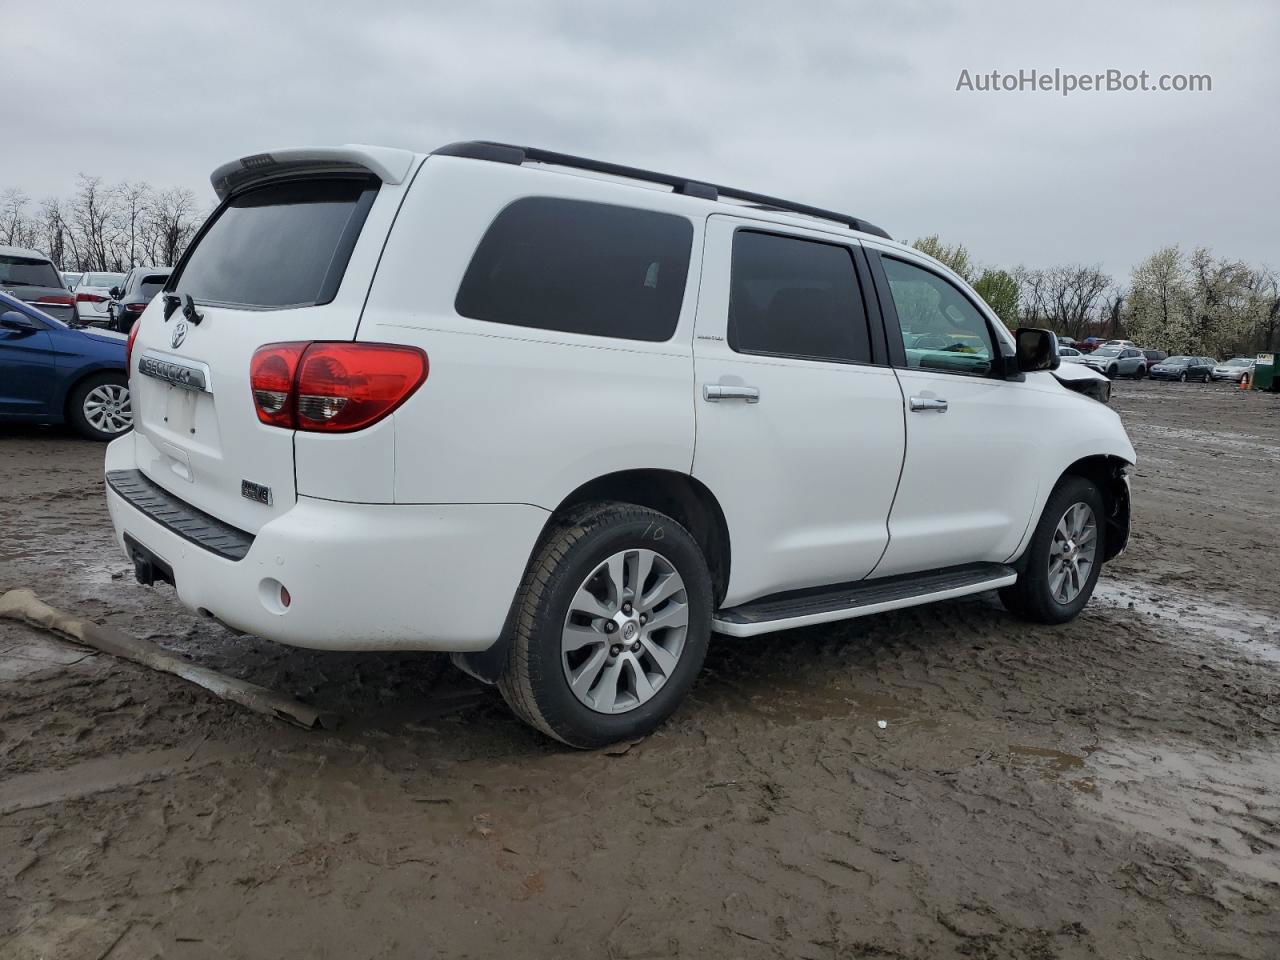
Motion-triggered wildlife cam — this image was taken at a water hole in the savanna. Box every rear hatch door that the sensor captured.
[128,148,418,533]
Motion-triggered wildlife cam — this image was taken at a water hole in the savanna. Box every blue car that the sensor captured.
[0,290,133,441]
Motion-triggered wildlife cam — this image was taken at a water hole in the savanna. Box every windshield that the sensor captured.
[1226,358,1251,366]
[0,254,62,287]
[1093,347,1121,357]
[1165,356,1192,364]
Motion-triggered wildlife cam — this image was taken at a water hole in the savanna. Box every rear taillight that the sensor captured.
[124,302,146,313]
[249,343,307,428]
[76,292,106,303]
[249,342,427,433]
[35,294,75,308]
[126,317,141,371]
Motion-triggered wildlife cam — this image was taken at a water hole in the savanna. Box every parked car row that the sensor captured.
[1054,335,1257,385]
[44,259,173,334]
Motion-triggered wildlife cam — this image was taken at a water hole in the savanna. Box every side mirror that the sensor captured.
[0,310,38,333]
[1014,327,1061,373]
[109,286,122,299]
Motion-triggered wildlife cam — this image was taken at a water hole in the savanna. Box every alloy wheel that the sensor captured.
[1048,502,1098,604]
[83,383,132,435]
[561,548,689,714]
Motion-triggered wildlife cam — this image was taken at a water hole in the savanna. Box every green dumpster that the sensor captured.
[1253,352,1277,391]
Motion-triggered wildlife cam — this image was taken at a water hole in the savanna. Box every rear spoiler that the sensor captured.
[209,145,418,200]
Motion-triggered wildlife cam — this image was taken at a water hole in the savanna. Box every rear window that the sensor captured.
[138,275,169,299]
[86,272,123,287]
[455,197,693,342]
[0,255,61,288]
[171,177,378,309]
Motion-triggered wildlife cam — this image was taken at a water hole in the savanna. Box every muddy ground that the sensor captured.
[1,379,1278,959]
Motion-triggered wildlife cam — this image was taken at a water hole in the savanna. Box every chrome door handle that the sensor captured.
[909,396,948,412]
[703,384,760,403]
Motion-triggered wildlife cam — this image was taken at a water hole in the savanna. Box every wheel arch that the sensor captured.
[1059,454,1131,562]
[544,469,732,605]
[452,469,732,686]
[59,364,127,424]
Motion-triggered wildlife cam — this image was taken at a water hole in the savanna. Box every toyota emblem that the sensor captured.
[171,320,188,349]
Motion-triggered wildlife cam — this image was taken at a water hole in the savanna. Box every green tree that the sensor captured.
[912,235,976,283]
[972,269,1020,328]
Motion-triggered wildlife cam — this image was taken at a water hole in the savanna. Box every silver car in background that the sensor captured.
[1212,357,1256,381]
[1082,344,1148,379]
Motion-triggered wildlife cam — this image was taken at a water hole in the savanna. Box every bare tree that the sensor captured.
[147,187,200,267]
[1,188,35,247]
[113,181,152,270]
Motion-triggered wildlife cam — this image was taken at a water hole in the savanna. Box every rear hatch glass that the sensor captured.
[0,254,61,288]
[170,178,377,309]
[132,176,380,533]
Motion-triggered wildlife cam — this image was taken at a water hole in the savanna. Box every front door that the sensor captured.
[0,314,54,415]
[691,217,906,607]
[866,248,1043,577]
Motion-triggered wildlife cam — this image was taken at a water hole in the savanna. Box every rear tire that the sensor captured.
[1134,365,1146,379]
[498,502,713,749]
[1001,476,1106,625]
[67,372,133,442]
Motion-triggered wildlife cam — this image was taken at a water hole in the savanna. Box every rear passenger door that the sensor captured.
[692,217,906,606]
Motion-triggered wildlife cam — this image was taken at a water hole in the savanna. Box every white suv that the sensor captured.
[105,142,1135,747]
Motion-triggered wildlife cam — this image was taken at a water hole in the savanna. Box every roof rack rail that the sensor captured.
[431,140,892,241]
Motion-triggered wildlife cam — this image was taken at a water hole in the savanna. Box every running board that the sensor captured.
[712,562,1018,637]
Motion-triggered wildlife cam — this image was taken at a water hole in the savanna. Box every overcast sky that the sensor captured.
[10,0,1279,278]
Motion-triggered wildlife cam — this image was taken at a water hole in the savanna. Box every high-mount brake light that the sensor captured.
[249,342,427,432]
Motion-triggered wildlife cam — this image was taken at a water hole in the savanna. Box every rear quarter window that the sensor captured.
[170,177,378,309]
[455,197,693,342]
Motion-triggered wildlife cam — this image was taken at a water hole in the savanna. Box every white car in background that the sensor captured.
[74,271,126,326]
[1058,345,1087,363]
[105,141,1136,747]
[62,271,83,290]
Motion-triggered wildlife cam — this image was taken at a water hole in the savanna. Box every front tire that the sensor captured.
[498,502,713,748]
[1107,365,1118,378]
[68,373,133,441]
[1001,476,1106,625]
[1179,371,1188,383]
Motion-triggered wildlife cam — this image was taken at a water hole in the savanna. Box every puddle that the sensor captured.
[1081,741,1280,887]
[1094,580,1280,664]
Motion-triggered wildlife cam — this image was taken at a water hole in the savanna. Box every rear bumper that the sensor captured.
[103,436,549,651]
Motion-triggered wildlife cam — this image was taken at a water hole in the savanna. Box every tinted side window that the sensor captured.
[728,231,871,363]
[172,177,377,309]
[881,257,994,377]
[456,198,693,342]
